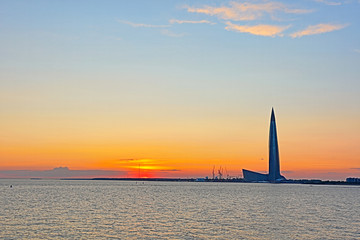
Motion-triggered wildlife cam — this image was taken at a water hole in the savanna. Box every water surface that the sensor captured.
[1,179,359,239]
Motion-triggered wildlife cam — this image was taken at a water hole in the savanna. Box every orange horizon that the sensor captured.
[1,108,359,181]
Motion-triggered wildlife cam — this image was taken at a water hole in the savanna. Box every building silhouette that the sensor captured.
[242,108,286,183]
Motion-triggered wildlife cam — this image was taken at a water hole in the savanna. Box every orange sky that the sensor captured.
[1,1,360,180]
[1,109,359,180]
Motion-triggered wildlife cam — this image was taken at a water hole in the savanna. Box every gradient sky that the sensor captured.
[1,0,359,180]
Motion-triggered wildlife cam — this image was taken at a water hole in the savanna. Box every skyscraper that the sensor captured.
[242,108,286,183]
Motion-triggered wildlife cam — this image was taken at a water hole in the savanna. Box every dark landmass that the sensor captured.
[284,179,360,185]
[60,177,360,185]
[0,167,123,178]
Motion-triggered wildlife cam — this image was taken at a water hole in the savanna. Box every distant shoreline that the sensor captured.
[57,178,360,185]
[2,177,359,185]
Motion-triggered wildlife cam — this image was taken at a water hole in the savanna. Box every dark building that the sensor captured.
[243,108,286,183]
[346,177,360,183]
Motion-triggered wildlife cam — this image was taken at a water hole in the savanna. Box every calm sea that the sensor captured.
[1,179,359,239]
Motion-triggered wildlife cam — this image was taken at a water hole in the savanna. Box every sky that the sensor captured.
[0,0,359,180]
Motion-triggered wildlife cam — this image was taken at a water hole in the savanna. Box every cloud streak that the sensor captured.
[186,1,312,21]
[169,19,215,25]
[118,1,348,39]
[118,20,169,28]
[159,169,181,172]
[225,22,290,37]
[290,23,348,38]
[117,19,186,38]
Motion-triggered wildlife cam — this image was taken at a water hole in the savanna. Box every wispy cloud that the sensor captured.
[117,19,186,37]
[290,23,348,38]
[169,19,215,25]
[315,0,342,6]
[186,1,312,21]
[116,158,139,163]
[354,49,360,54]
[118,1,348,39]
[159,169,181,172]
[116,158,155,164]
[161,29,186,37]
[225,21,290,37]
[118,20,169,28]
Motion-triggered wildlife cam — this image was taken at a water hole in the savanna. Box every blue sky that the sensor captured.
[0,0,359,179]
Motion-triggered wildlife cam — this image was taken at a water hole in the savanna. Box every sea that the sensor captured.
[1,179,359,240]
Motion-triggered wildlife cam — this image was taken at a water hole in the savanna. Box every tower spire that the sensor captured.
[269,108,282,182]
[242,109,286,182]
[271,107,275,122]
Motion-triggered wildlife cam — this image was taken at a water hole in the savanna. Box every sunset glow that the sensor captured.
[1,0,359,180]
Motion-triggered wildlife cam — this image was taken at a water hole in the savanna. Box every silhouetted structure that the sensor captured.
[346,177,360,183]
[243,108,286,183]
